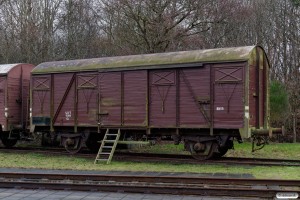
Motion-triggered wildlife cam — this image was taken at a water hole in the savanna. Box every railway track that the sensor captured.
[1,147,300,167]
[114,152,300,167]
[0,171,298,198]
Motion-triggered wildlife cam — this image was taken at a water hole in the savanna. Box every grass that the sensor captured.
[225,142,300,160]
[130,141,300,160]
[0,141,299,180]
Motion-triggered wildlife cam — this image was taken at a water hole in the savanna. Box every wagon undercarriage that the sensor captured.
[30,126,238,160]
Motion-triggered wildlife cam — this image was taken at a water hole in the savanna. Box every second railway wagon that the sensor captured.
[0,63,35,147]
[30,46,272,159]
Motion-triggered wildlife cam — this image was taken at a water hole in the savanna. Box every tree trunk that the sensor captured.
[293,114,297,143]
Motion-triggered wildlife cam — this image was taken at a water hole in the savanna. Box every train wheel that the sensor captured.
[213,147,229,159]
[63,137,83,154]
[1,138,17,148]
[0,132,18,148]
[187,141,217,160]
[213,139,233,159]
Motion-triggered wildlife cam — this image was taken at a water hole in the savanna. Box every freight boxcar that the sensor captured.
[0,63,35,147]
[30,46,274,159]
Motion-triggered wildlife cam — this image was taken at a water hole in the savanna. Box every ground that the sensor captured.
[0,141,299,180]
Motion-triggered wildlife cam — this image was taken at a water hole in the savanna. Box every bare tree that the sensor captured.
[0,0,62,64]
[98,0,220,54]
[198,0,254,48]
[0,0,299,143]
[55,0,105,60]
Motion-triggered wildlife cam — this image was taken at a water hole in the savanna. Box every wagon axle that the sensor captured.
[61,135,83,154]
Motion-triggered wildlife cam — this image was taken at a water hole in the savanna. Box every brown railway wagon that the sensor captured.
[0,63,35,147]
[30,46,273,159]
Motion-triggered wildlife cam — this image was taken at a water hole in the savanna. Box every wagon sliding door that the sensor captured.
[98,72,121,126]
[213,65,244,128]
[179,67,212,128]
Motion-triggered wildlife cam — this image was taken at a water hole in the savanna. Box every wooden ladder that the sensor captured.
[94,129,121,164]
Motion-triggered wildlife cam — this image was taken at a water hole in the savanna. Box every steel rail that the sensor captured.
[114,152,300,167]
[0,172,299,198]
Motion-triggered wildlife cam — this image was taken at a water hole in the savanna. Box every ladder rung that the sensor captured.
[100,152,111,155]
[104,140,117,143]
[96,159,108,161]
[106,134,118,136]
[102,146,113,148]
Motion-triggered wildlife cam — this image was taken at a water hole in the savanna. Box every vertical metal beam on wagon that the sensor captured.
[255,47,260,128]
[209,65,214,136]
[121,72,124,126]
[50,74,54,132]
[176,69,180,128]
[146,70,150,133]
[20,67,24,129]
[74,73,78,133]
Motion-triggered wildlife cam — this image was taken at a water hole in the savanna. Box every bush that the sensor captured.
[270,81,289,126]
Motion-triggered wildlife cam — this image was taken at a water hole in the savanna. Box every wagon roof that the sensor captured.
[0,63,22,75]
[32,46,262,74]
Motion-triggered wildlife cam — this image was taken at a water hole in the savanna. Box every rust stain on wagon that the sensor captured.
[101,98,118,106]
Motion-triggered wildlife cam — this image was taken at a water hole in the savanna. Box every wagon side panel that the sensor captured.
[76,73,98,126]
[179,67,211,128]
[5,66,21,128]
[31,75,51,125]
[124,71,147,126]
[7,76,21,126]
[99,72,121,126]
[213,63,245,128]
[149,70,176,127]
[52,73,76,126]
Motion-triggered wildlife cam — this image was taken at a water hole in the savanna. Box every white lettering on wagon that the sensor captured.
[216,107,224,111]
[245,112,249,119]
[65,111,72,120]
